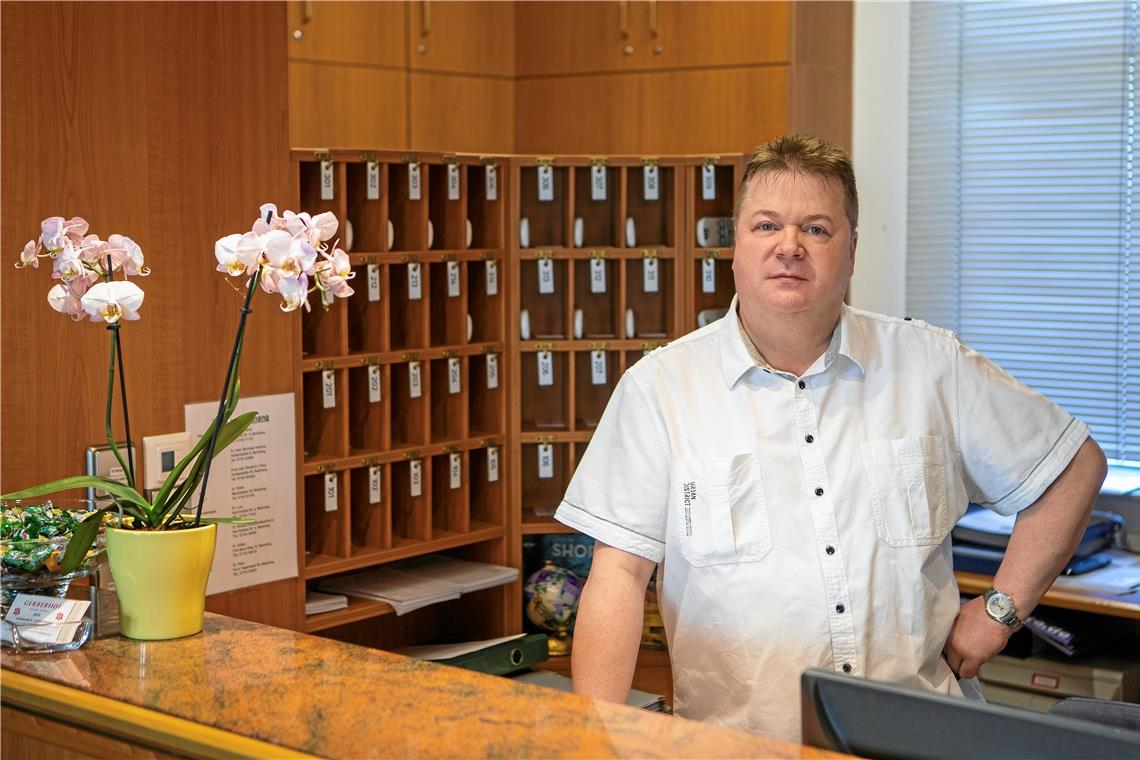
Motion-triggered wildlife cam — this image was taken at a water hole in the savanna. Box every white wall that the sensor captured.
[849,0,910,317]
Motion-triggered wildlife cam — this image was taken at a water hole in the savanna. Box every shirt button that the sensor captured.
[814,487,824,496]
[842,663,852,673]
[805,434,814,443]
[825,545,835,555]
[798,380,806,389]
[836,604,846,614]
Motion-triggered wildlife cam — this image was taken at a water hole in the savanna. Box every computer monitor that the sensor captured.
[801,668,1140,759]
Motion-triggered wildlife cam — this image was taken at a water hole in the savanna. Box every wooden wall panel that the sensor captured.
[287,0,406,68]
[1,1,296,625]
[410,73,515,153]
[409,1,515,77]
[649,1,791,69]
[515,1,638,76]
[515,73,642,154]
[289,61,408,150]
[639,67,791,154]
[790,0,854,149]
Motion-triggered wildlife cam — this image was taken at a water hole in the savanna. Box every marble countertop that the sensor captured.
[2,611,838,759]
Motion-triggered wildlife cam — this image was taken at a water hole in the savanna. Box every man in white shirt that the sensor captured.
[553,135,1107,743]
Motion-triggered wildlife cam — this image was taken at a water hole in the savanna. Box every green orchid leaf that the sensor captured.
[1,476,151,512]
[58,504,117,573]
[154,411,257,527]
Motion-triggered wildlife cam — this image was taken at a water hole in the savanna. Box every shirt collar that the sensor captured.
[719,297,866,388]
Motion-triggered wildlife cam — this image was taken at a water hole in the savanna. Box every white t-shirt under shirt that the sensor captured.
[554,299,1089,743]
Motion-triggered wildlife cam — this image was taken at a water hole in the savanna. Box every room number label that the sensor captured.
[367,161,380,200]
[447,163,461,200]
[486,353,499,389]
[450,453,462,490]
[408,162,422,200]
[448,357,461,394]
[591,164,607,201]
[643,165,659,201]
[537,350,554,386]
[486,165,498,200]
[324,472,338,512]
[486,260,498,295]
[537,259,555,294]
[643,258,659,293]
[320,160,334,200]
[410,459,422,497]
[537,165,554,202]
[487,446,500,482]
[591,350,607,385]
[321,369,336,409]
[701,164,716,200]
[367,264,381,302]
[538,444,554,479]
[702,258,717,293]
[590,258,606,293]
[408,262,422,300]
[369,364,382,403]
[447,260,461,297]
[409,361,422,398]
[369,465,382,504]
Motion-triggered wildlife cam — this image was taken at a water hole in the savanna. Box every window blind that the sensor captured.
[908,1,1139,462]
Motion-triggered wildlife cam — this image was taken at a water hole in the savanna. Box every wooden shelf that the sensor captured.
[304,596,396,632]
[521,511,575,535]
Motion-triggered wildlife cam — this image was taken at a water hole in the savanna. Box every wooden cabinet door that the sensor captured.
[409,1,515,77]
[286,0,405,67]
[515,0,648,76]
[648,1,791,69]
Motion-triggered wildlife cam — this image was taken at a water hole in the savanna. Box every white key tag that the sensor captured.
[447,163,461,201]
[702,257,717,293]
[591,350,607,385]
[537,165,554,202]
[487,446,500,482]
[366,161,380,200]
[369,465,382,504]
[367,264,381,302]
[537,350,554,386]
[701,164,716,200]
[537,259,555,294]
[643,257,659,293]
[486,353,499,389]
[321,369,336,409]
[538,444,554,479]
[486,165,498,200]
[449,453,462,490]
[591,164,607,201]
[408,162,422,200]
[324,472,338,511]
[485,260,498,296]
[407,262,422,300]
[448,357,461,394]
[590,258,606,294]
[643,165,660,201]
[320,160,335,200]
[410,459,422,497]
[368,364,382,403]
[447,260,461,298]
[409,361,423,398]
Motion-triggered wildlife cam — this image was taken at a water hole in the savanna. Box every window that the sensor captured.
[908,1,1139,466]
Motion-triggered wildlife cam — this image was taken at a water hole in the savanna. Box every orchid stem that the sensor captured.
[115,325,135,488]
[104,325,130,485]
[189,266,262,527]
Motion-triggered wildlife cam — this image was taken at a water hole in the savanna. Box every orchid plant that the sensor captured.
[2,205,354,572]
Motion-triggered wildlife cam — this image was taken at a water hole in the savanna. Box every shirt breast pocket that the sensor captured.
[861,436,951,547]
[674,454,771,567]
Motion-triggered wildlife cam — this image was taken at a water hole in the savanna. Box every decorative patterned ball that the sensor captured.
[523,561,583,633]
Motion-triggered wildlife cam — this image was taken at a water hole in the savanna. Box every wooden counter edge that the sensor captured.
[1,671,316,760]
[955,571,1140,620]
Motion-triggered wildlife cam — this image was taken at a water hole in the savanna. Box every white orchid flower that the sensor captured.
[19,239,41,268]
[108,234,149,276]
[252,203,282,235]
[80,280,144,323]
[52,241,88,283]
[327,246,353,279]
[310,212,339,244]
[264,231,316,280]
[277,276,309,312]
[214,232,261,277]
[40,216,88,252]
[47,283,84,318]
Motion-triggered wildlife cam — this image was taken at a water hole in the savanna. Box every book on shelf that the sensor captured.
[316,555,518,616]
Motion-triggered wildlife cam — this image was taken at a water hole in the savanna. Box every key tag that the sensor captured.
[369,465,382,504]
[324,472,338,511]
[368,364,382,403]
[321,369,336,409]
[591,350,607,385]
[486,259,499,295]
[537,165,554,202]
[702,257,717,293]
[643,164,659,201]
[410,459,422,497]
[537,258,555,294]
[486,353,499,389]
[643,256,659,293]
[367,263,381,302]
[409,361,423,398]
[485,164,498,200]
[590,258,607,294]
[320,160,335,200]
[537,350,554,386]
[448,357,461,394]
[447,260,461,297]
[447,162,461,200]
[701,163,716,200]
[366,161,380,200]
[449,452,462,490]
[487,446,500,482]
[408,261,422,300]
[408,161,422,200]
[538,444,554,479]
[590,164,607,201]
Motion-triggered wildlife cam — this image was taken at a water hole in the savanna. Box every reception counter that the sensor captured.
[2,610,838,759]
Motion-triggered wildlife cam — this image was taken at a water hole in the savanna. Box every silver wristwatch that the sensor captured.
[982,586,1023,630]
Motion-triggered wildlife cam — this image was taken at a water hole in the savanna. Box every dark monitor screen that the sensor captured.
[801,668,1140,759]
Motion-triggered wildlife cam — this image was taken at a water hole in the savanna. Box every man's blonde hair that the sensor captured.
[734,134,858,230]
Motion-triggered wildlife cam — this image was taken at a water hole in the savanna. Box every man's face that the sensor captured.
[732,171,857,320]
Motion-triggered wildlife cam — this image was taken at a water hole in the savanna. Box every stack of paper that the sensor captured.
[315,555,519,616]
[305,590,348,616]
[399,554,519,593]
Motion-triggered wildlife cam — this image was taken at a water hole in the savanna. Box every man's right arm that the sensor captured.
[570,541,657,703]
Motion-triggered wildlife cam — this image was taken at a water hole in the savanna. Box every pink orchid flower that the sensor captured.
[19,239,42,268]
[251,203,282,235]
[52,241,88,283]
[264,231,317,280]
[276,276,309,312]
[80,280,145,323]
[47,283,84,318]
[107,234,149,276]
[214,232,262,277]
[40,216,89,252]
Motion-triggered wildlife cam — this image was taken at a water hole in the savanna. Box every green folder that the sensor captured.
[439,633,550,675]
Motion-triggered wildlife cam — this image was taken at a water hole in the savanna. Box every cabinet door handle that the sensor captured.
[421,0,431,36]
[619,0,628,39]
[649,0,658,37]
[301,0,312,24]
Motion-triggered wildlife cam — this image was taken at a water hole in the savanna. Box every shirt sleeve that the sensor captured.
[954,339,1091,516]
[554,370,670,562]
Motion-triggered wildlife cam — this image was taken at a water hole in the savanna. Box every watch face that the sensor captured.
[986,593,1013,618]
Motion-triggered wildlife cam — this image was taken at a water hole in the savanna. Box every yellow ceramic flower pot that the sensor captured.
[106,523,217,640]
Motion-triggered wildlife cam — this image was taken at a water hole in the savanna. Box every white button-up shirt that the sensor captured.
[555,299,1089,742]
